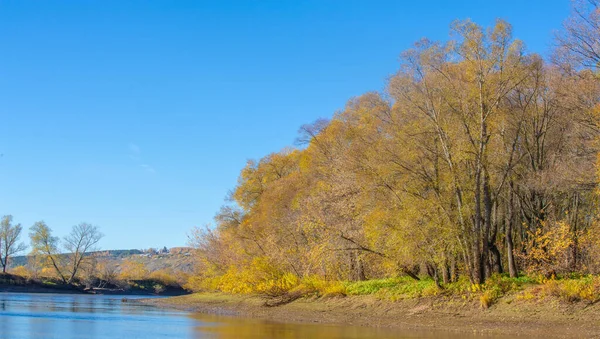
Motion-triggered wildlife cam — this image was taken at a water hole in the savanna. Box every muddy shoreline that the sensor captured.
[140,293,600,338]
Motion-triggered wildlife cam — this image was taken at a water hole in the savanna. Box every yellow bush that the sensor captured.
[40,267,60,279]
[293,275,346,297]
[516,290,536,301]
[480,291,494,309]
[541,276,600,302]
[118,260,149,281]
[579,223,600,274]
[256,272,299,296]
[184,262,349,298]
[422,284,440,297]
[186,257,302,295]
[519,221,575,275]
[148,269,179,287]
[10,265,31,279]
[184,274,213,292]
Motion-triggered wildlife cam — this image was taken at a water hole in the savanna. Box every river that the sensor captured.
[0,293,514,338]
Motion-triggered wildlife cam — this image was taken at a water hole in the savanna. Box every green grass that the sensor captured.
[344,274,544,305]
[345,277,440,299]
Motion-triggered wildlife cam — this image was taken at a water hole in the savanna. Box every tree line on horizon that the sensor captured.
[188,1,600,293]
[1,215,194,293]
[0,215,102,284]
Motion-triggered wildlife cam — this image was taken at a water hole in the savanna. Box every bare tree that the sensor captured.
[0,215,27,273]
[97,261,119,288]
[294,118,330,147]
[555,0,600,70]
[63,223,103,284]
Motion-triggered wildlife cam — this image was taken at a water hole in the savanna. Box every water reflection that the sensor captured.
[189,312,503,339]
[0,293,512,339]
[0,293,195,339]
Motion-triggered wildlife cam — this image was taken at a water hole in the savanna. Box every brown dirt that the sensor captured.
[140,292,600,338]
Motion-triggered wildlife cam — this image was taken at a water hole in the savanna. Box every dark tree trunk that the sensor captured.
[507,186,518,278]
[426,262,442,288]
[473,181,484,284]
[489,243,503,274]
[357,256,366,281]
[348,251,366,281]
[450,257,458,282]
[441,258,451,284]
[483,170,493,280]
[569,194,580,271]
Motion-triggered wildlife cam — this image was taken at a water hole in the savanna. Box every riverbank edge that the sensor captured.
[0,282,190,296]
[0,285,189,295]
[0,272,191,296]
[140,292,600,338]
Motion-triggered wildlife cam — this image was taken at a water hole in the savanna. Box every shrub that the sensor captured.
[118,260,149,281]
[185,257,301,296]
[480,290,494,309]
[345,277,439,300]
[541,275,600,302]
[10,266,31,279]
[476,274,535,308]
[519,221,576,276]
[295,275,346,297]
[149,269,180,287]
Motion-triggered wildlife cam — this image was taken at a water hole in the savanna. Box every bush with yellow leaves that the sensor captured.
[185,257,300,296]
[541,275,600,303]
[519,221,575,276]
[9,265,31,279]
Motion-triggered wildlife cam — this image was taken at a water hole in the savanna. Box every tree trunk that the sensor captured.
[483,170,493,279]
[489,243,503,274]
[357,256,366,281]
[473,171,484,284]
[398,263,420,281]
[426,262,442,288]
[570,194,580,271]
[441,256,450,284]
[507,187,518,278]
[450,257,458,282]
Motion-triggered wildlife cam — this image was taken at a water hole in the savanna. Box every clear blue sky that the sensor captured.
[0,0,569,250]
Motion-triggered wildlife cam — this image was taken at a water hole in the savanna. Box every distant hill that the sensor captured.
[8,247,196,273]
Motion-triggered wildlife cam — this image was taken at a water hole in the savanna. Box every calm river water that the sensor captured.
[0,293,512,339]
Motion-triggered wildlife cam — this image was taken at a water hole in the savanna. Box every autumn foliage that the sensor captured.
[187,5,600,296]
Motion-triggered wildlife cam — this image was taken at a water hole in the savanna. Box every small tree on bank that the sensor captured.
[0,215,27,273]
[29,221,103,284]
[29,221,66,282]
[63,223,103,284]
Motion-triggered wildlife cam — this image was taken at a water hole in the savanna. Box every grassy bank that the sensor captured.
[342,274,600,307]
[0,273,189,295]
[188,272,600,308]
[143,275,600,338]
[0,273,85,294]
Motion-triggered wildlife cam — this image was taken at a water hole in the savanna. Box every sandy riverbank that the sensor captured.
[140,292,600,338]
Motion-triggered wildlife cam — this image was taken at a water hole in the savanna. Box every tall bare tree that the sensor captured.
[63,223,103,284]
[29,221,103,284]
[555,0,600,70]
